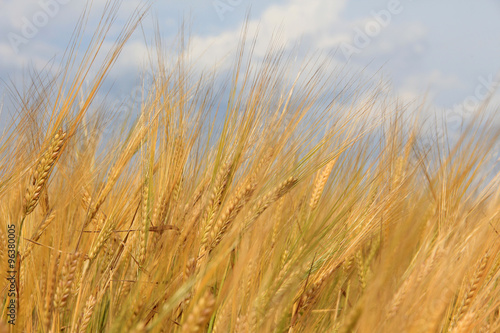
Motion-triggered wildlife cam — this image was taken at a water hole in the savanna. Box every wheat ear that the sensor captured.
[309,159,336,210]
[245,176,298,230]
[24,129,66,216]
[453,311,475,333]
[450,252,489,330]
[43,253,60,331]
[77,294,97,333]
[87,215,113,260]
[0,227,6,268]
[200,161,232,252]
[54,253,80,310]
[182,290,216,333]
[208,182,255,252]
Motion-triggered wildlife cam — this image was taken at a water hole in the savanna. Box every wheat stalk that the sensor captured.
[22,210,56,260]
[140,179,149,264]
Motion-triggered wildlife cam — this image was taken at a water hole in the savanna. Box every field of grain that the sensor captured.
[1,3,500,333]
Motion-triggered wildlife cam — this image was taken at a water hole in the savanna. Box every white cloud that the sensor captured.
[367,22,427,56]
[402,70,464,94]
[396,70,464,112]
[188,0,348,69]
[258,0,346,42]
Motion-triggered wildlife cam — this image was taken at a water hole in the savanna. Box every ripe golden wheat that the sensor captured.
[1,2,500,333]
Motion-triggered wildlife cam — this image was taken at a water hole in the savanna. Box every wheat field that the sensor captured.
[1,3,500,333]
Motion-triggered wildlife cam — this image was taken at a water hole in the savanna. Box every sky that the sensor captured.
[1,0,500,140]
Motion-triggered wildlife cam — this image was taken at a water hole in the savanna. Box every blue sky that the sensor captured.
[1,0,500,131]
